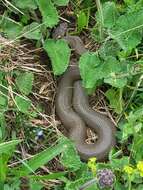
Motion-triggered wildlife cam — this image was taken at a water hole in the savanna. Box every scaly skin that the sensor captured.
[54,29,116,161]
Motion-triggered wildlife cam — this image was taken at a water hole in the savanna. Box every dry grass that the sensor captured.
[0,35,62,165]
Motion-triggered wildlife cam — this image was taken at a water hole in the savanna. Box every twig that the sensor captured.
[79,178,97,190]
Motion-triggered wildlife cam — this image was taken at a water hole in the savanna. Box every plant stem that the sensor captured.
[79,178,97,190]
[117,75,143,123]
[95,0,104,40]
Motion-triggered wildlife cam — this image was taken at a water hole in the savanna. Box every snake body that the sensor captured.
[54,24,116,161]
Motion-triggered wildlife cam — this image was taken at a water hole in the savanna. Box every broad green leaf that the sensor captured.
[53,0,69,6]
[15,96,31,113]
[12,0,37,9]
[79,52,102,89]
[102,56,127,88]
[16,72,34,95]
[23,22,42,40]
[44,39,71,75]
[96,2,118,28]
[38,0,59,28]
[0,140,21,154]
[110,9,143,51]
[111,156,129,170]
[60,138,82,171]
[104,76,127,88]
[1,18,23,39]
[77,11,87,33]
[17,137,73,176]
[105,88,123,114]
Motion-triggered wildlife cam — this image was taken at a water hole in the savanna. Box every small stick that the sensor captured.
[79,178,97,190]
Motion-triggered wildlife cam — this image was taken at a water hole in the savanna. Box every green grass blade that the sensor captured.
[16,137,70,176]
[0,140,21,154]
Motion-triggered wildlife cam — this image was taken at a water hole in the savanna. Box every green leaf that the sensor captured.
[60,139,82,171]
[121,123,134,141]
[23,22,42,40]
[99,40,120,59]
[29,179,43,190]
[44,39,71,75]
[77,10,87,33]
[16,137,73,176]
[38,0,59,28]
[16,72,34,95]
[102,56,127,88]
[0,140,20,183]
[15,96,31,113]
[0,140,21,154]
[132,134,143,161]
[0,95,8,111]
[105,88,123,114]
[110,9,143,51]
[127,106,143,123]
[97,2,118,28]
[12,0,37,9]
[79,52,102,89]
[0,113,6,140]
[53,0,69,6]
[111,156,129,170]
[1,18,23,39]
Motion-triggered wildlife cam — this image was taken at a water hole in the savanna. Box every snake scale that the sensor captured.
[53,23,116,161]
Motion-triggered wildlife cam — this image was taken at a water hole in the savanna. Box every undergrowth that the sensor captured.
[0,0,143,189]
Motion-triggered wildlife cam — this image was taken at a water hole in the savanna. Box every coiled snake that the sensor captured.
[53,23,116,161]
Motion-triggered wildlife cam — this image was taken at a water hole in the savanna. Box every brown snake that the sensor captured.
[53,23,116,161]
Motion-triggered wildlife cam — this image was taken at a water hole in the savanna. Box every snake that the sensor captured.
[53,23,116,161]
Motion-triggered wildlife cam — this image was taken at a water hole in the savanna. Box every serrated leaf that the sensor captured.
[44,39,71,75]
[110,9,143,51]
[15,96,31,113]
[79,52,102,89]
[105,88,123,114]
[23,22,42,40]
[38,0,59,28]
[53,0,69,6]
[1,18,23,39]
[16,72,34,95]
[12,0,37,9]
